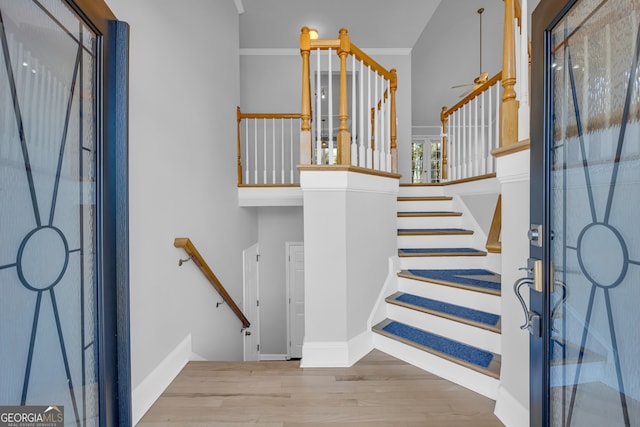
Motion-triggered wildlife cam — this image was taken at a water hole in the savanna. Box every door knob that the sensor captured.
[245,331,252,336]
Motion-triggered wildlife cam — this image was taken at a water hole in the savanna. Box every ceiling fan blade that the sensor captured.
[451,83,474,89]
[459,88,473,98]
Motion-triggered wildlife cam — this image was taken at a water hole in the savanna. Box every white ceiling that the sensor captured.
[238,0,442,49]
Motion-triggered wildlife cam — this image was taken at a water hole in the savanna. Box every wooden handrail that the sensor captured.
[174,238,250,328]
[442,72,502,118]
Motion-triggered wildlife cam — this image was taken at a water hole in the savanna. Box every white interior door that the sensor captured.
[243,243,259,361]
[287,243,305,359]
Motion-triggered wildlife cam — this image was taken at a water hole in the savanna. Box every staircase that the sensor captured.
[372,184,502,399]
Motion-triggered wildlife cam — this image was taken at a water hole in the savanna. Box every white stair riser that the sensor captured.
[397,234,474,248]
[386,304,501,354]
[399,255,488,270]
[398,277,501,314]
[373,333,499,400]
[397,200,453,212]
[398,187,446,198]
[397,216,463,229]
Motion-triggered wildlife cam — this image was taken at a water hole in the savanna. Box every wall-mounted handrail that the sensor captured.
[237,107,302,186]
[174,238,250,328]
[300,27,397,173]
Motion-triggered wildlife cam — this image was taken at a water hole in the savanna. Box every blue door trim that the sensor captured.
[64,1,131,425]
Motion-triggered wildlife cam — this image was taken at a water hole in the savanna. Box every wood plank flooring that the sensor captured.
[138,350,504,426]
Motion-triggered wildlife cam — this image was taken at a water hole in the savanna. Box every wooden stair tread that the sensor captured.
[397,228,474,236]
[373,319,501,379]
[397,211,463,217]
[386,291,501,334]
[397,196,453,202]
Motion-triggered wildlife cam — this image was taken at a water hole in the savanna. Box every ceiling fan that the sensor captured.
[451,8,489,97]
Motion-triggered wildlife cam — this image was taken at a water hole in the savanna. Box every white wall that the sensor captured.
[105,0,258,407]
[411,0,504,128]
[257,206,304,356]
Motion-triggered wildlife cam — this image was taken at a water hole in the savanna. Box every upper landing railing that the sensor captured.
[299,27,398,174]
[440,0,529,181]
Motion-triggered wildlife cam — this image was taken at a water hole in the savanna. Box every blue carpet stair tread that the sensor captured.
[399,269,501,296]
[398,247,487,257]
[373,320,500,379]
[387,291,501,332]
[397,228,474,235]
[397,211,462,217]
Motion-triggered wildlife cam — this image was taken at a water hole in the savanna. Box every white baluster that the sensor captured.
[328,48,334,165]
[451,112,456,181]
[316,48,322,165]
[261,119,266,183]
[245,120,250,184]
[254,119,258,183]
[367,66,373,168]
[281,119,284,184]
[351,55,357,166]
[462,105,466,179]
[380,76,386,171]
[272,118,276,183]
[290,119,294,183]
[481,91,486,175]
[373,71,379,170]
[359,60,365,167]
[494,82,500,170]
[488,83,493,174]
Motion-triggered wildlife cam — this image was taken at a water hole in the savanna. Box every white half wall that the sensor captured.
[495,149,531,425]
[105,0,258,410]
[300,170,398,367]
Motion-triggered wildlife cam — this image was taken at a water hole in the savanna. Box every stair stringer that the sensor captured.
[367,256,400,330]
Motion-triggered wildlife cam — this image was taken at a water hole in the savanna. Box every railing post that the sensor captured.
[337,28,351,165]
[389,69,398,174]
[236,106,243,185]
[501,0,519,148]
[300,27,312,164]
[440,106,449,180]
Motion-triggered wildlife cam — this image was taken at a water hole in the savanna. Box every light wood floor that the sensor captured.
[138,350,504,426]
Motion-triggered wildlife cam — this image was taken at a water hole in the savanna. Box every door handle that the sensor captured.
[514,276,542,337]
[245,330,252,336]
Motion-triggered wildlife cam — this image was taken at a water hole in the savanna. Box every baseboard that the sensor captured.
[300,331,373,368]
[260,354,288,361]
[132,334,204,425]
[494,384,529,427]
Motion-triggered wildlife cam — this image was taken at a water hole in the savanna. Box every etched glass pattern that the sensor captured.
[550,0,640,425]
[0,1,99,425]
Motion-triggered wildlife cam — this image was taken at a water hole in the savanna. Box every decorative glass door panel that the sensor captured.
[548,0,640,425]
[0,1,99,425]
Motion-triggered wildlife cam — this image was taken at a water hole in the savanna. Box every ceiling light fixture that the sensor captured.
[309,29,319,40]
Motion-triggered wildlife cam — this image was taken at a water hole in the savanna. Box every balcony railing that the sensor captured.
[299,27,398,174]
[236,107,301,186]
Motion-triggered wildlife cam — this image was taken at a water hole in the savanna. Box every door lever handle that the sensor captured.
[514,277,541,336]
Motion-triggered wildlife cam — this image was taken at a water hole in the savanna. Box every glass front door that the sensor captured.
[0,1,128,425]
[532,0,640,425]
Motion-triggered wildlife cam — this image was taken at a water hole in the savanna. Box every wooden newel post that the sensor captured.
[337,28,351,165]
[236,106,243,185]
[500,0,519,148]
[300,27,312,164]
[440,106,449,180]
[390,69,398,173]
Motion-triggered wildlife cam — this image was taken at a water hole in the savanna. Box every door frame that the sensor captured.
[530,1,582,425]
[285,242,304,360]
[65,1,131,425]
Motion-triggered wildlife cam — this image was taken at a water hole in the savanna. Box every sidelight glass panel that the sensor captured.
[0,0,99,425]
[549,0,640,426]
